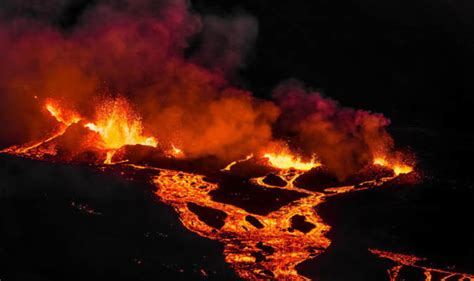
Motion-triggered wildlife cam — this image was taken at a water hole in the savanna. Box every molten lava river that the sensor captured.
[2,99,473,281]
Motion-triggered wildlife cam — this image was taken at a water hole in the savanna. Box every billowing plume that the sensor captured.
[274,81,394,179]
[191,14,259,78]
[0,0,405,177]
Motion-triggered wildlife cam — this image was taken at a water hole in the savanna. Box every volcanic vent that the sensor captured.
[1,0,472,280]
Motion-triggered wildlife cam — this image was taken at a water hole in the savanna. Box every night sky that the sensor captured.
[195,0,474,132]
[195,0,473,132]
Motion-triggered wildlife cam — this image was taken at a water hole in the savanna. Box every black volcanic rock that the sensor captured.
[129,154,227,176]
[23,122,105,163]
[295,165,394,192]
[256,242,275,255]
[290,215,316,233]
[55,123,103,158]
[3,128,474,281]
[251,251,266,263]
[0,154,239,281]
[226,157,275,178]
[397,267,426,280]
[116,144,165,163]
[245,215,264,229]
[187,202,227,229]
[210,175,307,216]
[294,168,341,191]
[262,173,287,187]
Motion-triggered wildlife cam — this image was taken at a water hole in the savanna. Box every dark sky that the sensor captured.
[191,0,474,131]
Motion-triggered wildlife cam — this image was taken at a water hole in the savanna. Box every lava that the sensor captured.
[167,144,184,158]
[221,154,254,171]
[152,166,330,280]
[3,97,471,281]
[373,157,413,176]
[84,97,158,150]
[369,249,474,281]
[45,101,82,126]
[0,102,82,155]
[83,97,158,164]
[264,151,320,171]
[1,98,158,164]
[137,157,419,280]
[0,1,469,278]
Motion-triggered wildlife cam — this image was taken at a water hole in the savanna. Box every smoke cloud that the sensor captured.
[191,14,258,79]
[273,80,394,179]
[0,0,398,177]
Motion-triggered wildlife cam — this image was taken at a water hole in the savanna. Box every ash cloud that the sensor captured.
[273,80,394,179]
[191,13,258,79]
[0,0,397,177]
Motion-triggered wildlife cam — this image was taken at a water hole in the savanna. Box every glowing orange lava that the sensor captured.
[45,101,81,125]
[0,101,81,155]
[150,166,330,280]
[133,157,419,280]
[131,153,418,280]
[264,152,320,171]
[373,157,413,176]
[3,98,471,281]
[1,98,158,164]
[369,249,474,281]
[221,154,254,171]
[166,144,184,158]
[84,97,158,150]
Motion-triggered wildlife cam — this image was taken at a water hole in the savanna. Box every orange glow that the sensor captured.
[0,101,81,155]
[84,97,158,150]
[45,101,81,125]
[1,98,432,280]
[167,144,184,158]
[171,144,182,155]
[146,156,419,280]
[103,150,116,165]
[369,249,474,281]
[221,154,253,171]
[264,152,320,171]
[152,166,331,280]
[373,157,413,176]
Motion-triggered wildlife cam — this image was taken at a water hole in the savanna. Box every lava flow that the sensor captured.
[1,97,158,164]
[152,164,330,279]
[107,151,416,280]
[263,152,320,171]
[84,97,158,150]
[1,97,471,281]
[0,101,81,155]
[369,249,474,281]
